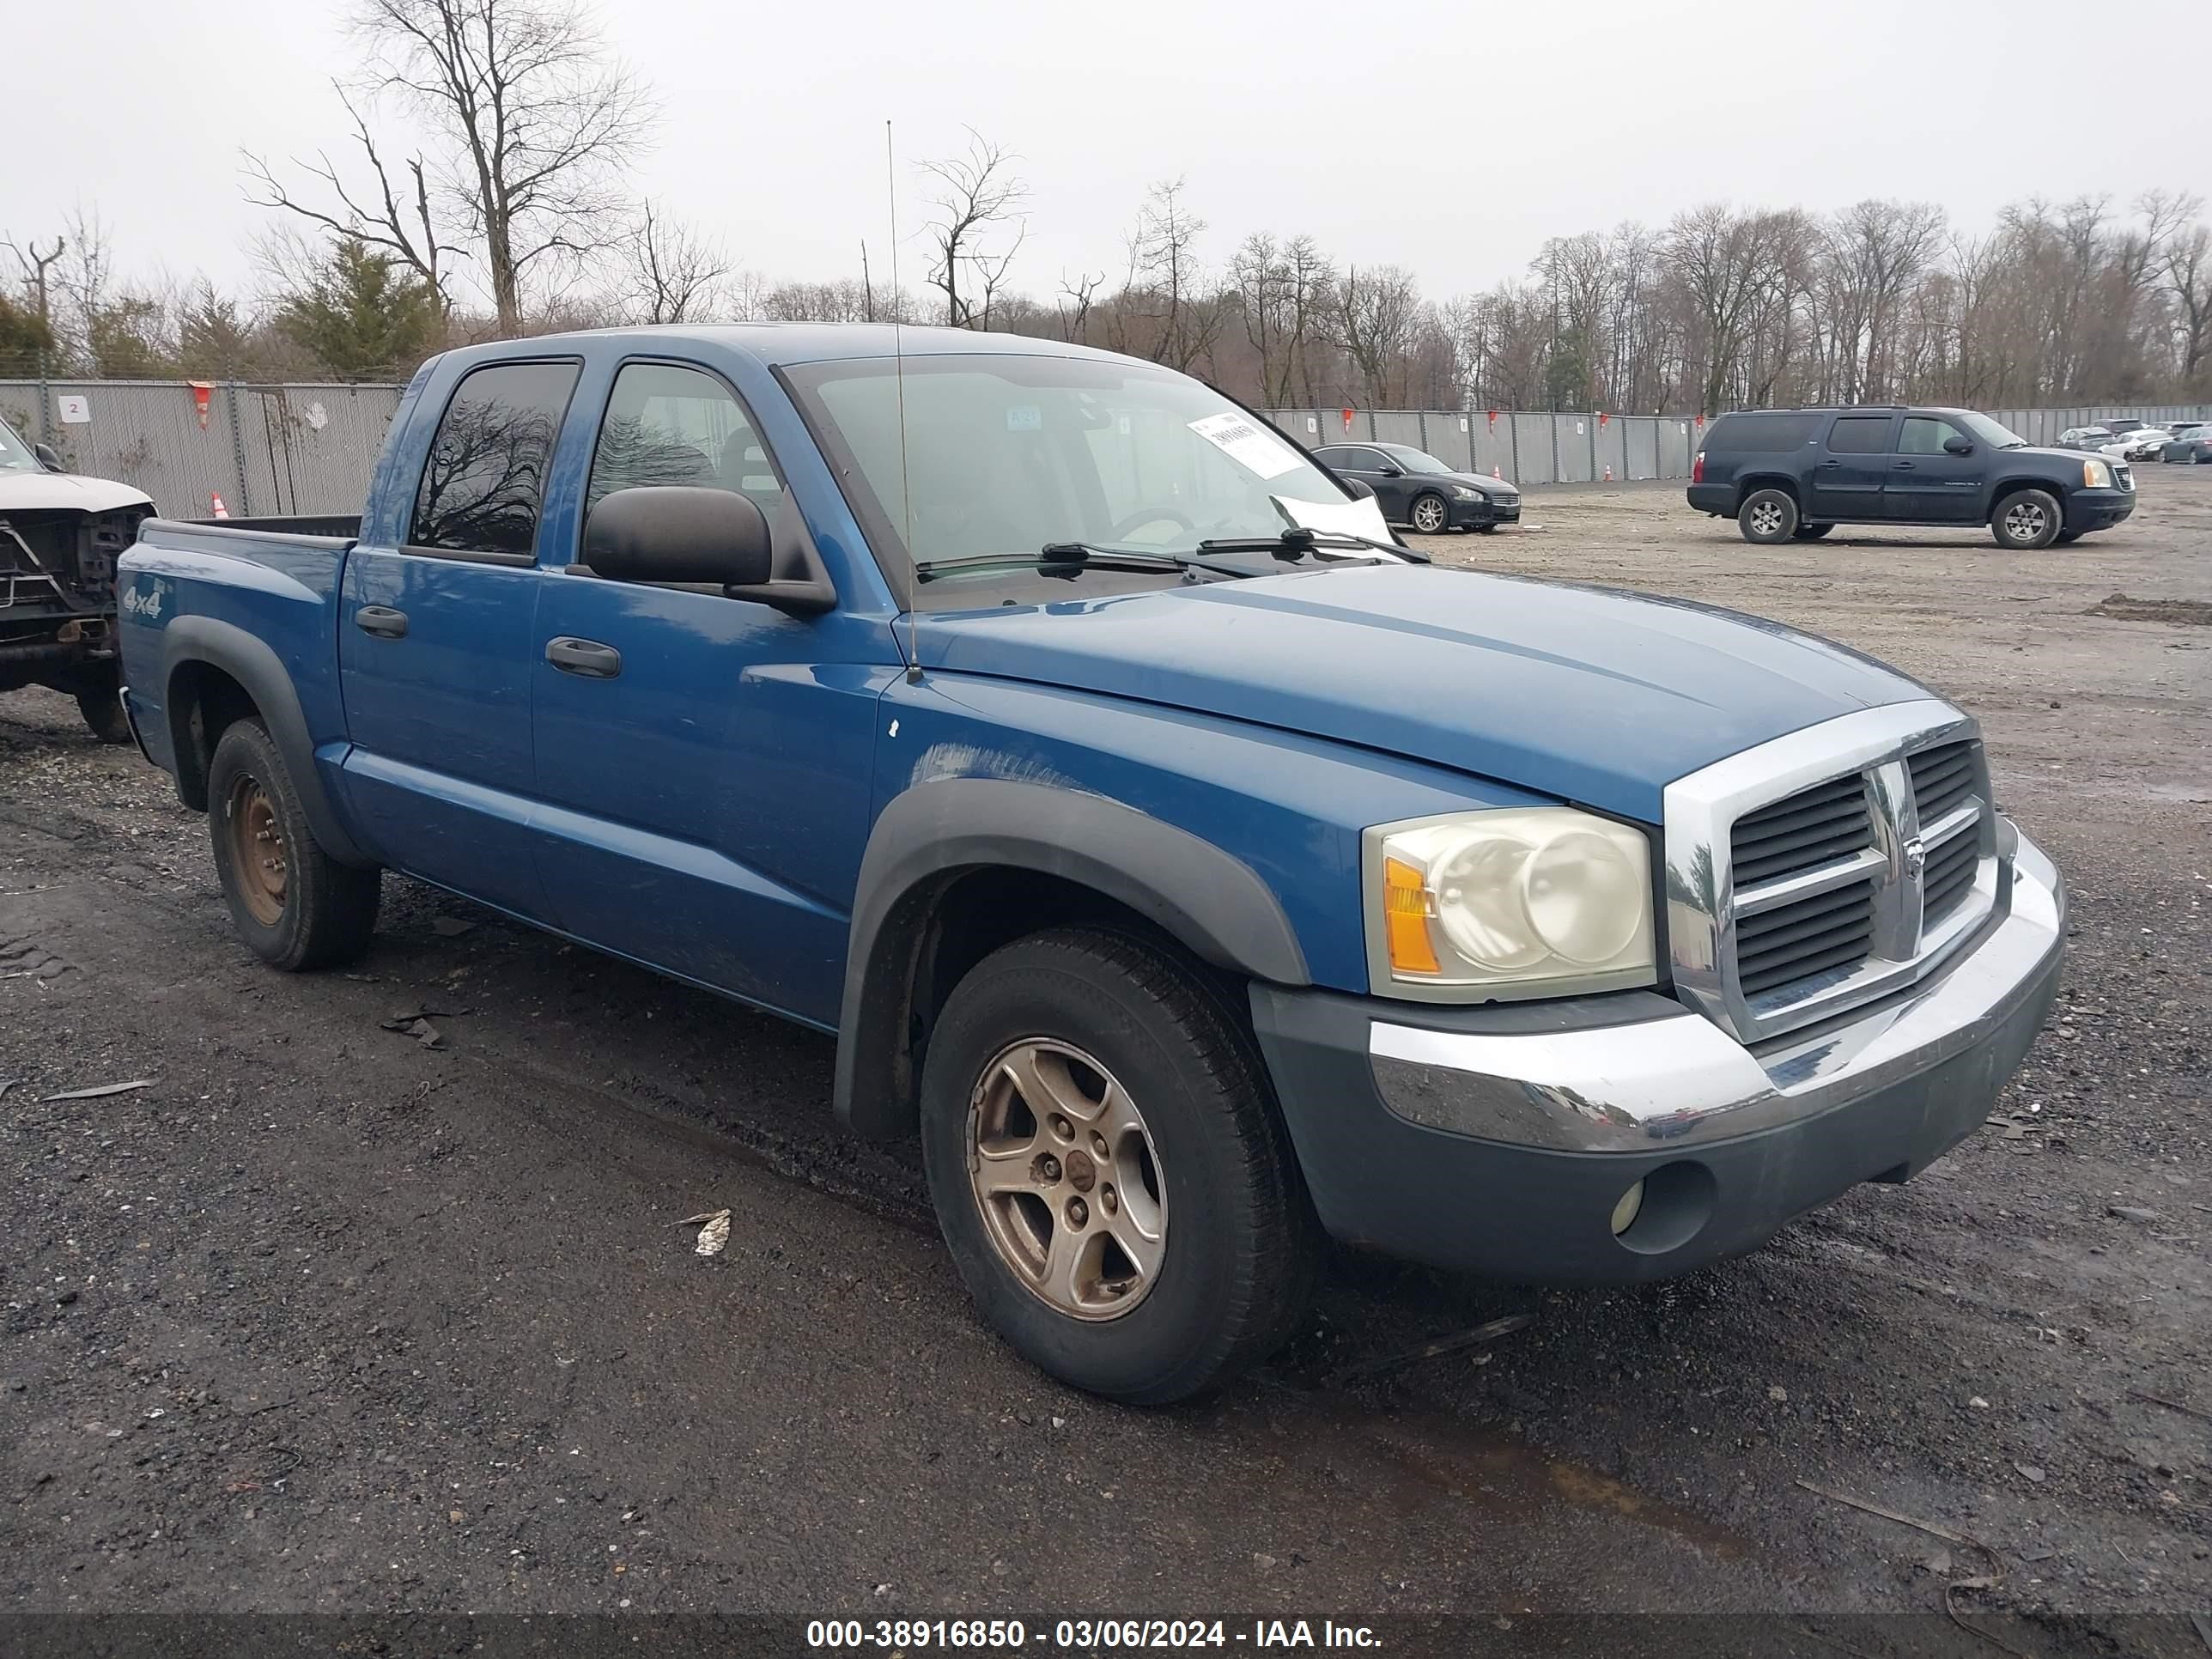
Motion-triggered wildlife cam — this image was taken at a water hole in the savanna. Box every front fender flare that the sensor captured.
[834,777,1310,1139]
[161,614,374,868]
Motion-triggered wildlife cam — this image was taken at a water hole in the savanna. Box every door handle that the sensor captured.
[1818,460,1840,469]
[1893,460,1917,470]
[546,636,622,678]
[355,605,409,639]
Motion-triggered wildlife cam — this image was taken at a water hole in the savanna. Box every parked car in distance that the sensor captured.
[1312,441,1522,533]
[1688,406,2135,549]
[118,326,2065,1403]
[2055,426,2116,451]
[2105,428,2172,461]
[2160,422,2212,463]
[2105,418,2146,437]
[0,413,155,742]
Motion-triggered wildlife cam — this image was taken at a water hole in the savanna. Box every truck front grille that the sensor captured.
[1735,876,1877,998]
[1666,705,2006,1045]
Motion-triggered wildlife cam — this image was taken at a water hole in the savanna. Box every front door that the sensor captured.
[1886,414,1987,523]
[1334,447,1414,520]
[335,358,580,921]
[1806,411,1896,521]
[528,360,896,1026]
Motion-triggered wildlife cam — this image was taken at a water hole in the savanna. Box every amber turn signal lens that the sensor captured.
[1383,856,1441,975]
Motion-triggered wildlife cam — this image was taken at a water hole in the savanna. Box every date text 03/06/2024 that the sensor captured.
[804,1620,1382,1649]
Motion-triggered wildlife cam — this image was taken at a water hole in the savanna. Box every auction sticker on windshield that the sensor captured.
[1188,411,1301,479]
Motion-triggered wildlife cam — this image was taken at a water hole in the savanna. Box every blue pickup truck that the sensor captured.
[116,327,2065,1402]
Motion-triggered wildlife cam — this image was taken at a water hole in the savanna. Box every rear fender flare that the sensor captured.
[161,615,373,867]
[834,778,1310,1139]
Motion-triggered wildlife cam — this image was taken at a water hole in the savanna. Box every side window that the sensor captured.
[1312,447,1350,469]
[586,362,785,521]
[1898,416,1964,455]
[410,361,580,558]
[1826,415,1892,454]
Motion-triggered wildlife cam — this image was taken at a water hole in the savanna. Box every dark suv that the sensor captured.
[1688,407,2136,550]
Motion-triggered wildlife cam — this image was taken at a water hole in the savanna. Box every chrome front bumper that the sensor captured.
[1248,826,2063,1280]
[1367,827,2063,1155]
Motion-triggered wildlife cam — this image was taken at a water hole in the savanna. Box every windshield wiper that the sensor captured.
[1196,526,1428,565]
[913,545,1255,584]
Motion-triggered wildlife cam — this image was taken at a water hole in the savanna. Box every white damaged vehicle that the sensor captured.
[0,415,154,742]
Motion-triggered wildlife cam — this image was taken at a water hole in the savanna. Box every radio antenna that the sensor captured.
[886,118,914,556]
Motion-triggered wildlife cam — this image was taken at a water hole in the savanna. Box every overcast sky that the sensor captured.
[13,0,2207,309]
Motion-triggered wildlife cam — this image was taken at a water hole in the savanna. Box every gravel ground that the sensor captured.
[1,468,2207,1645]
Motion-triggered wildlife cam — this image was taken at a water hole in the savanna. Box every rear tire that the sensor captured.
[74,682,133,744]
[1992,489,2063,550]
[1739,488,1798,544]
[1792,522,1834,540]
[918,927,1317,1404]
[1408,493,1449,534]
[207,718,380,971]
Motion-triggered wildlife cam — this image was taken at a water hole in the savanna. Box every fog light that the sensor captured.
[1609,1179,1646,1237]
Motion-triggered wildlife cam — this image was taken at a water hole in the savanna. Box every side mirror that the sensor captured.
[1342,477,1376,501]
[1376,463,1403,477]
[33,441,64,473]
[583,486,772,589]
[1943,435,1974,456]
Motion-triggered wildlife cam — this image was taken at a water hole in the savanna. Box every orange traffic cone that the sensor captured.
[1492,466,1503,480]
[1603,465,1613,482]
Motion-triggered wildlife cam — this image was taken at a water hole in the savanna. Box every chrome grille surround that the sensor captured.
[1663,700,2007,1045]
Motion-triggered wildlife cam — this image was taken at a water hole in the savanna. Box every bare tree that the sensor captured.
[1055,270,1103,343]
[620,200,730,324]
[1123,178,1220,373]
[245,83,460,313]
[2166,215,2212,388]
[3,229,67,344]
[1329,264,1423,406]
[918,131,1027,329]
[351,0,656,335]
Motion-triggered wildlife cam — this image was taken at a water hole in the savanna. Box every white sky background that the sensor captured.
[12,0,2207,309]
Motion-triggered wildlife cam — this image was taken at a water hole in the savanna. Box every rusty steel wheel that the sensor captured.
[967,1037,1167,1321]
[226,773,289,927]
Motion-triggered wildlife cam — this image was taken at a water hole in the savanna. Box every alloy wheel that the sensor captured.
[965,1037,1167,1321]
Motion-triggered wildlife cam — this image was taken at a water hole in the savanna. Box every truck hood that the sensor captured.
[0,471,156,514]
[913,564,1931,822]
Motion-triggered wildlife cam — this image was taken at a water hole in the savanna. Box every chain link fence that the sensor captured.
[0,379,404,518]
[7,379,2209,515]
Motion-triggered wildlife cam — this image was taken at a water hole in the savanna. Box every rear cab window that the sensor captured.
[409,360,582,562]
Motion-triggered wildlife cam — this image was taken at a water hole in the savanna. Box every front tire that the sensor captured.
[1408,493,1449,534]
[1738,488,1798,544]
[1993,489,2063,550]
[918,928,1316,1404]
[208,719,380,970]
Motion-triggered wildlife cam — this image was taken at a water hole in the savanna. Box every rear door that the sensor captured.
[1886,414,1986,523]
[334,358,580,921]
[1807,412,1897,521]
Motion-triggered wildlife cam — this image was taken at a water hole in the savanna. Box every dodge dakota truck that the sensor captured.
[117,327,2065,1402]
[2,412,154,741]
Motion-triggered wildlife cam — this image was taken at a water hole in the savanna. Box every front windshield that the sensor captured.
[1954,410,2027,448]
[0,417,40,473]
[1384,447,1455,474]
[786,354,1357,576]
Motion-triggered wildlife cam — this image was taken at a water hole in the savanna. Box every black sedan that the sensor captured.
[1312,442,1522,532]
[2160,422,2212,463]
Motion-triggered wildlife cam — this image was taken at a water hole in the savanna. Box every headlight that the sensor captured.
[1450,485,1483,501]
[1365,808,1656,1000]
[2083,458,2113,488]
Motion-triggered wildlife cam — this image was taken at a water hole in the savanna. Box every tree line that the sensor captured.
[6,0,2209,415]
